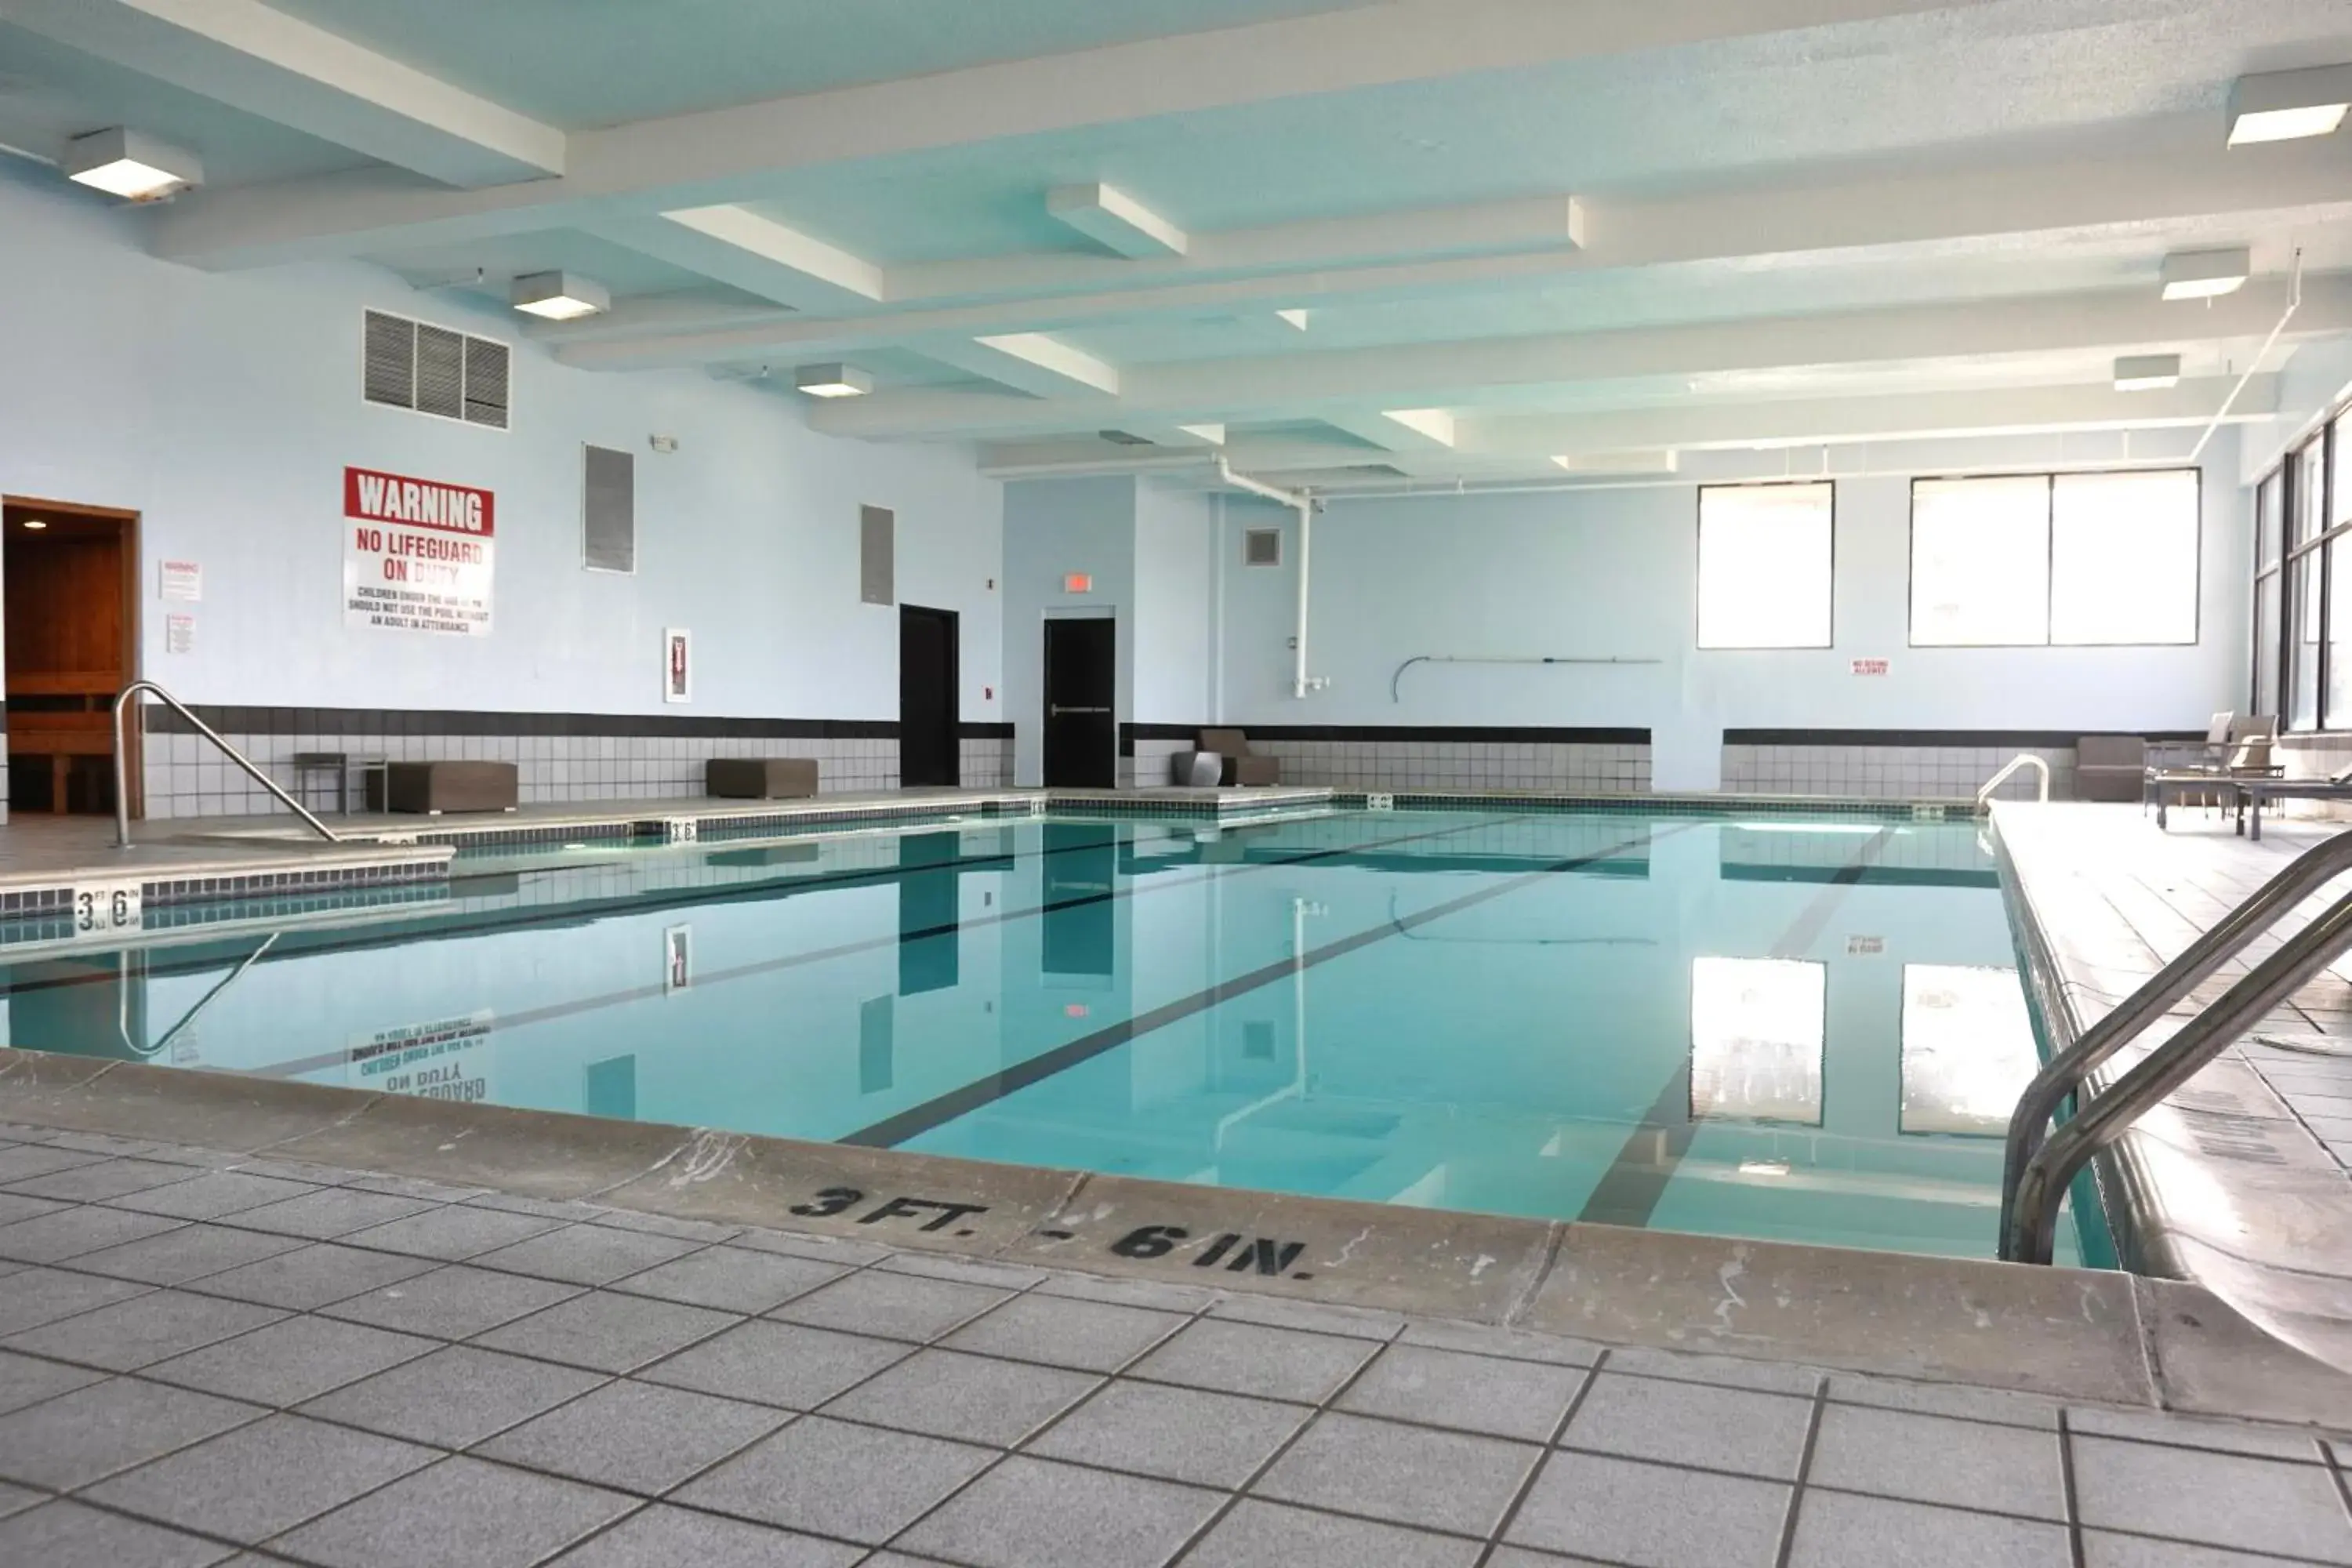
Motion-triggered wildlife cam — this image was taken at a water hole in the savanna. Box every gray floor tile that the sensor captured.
[339,1204,568,1261]
[3,1288,286,1371]
[0,1346,105,1414]
[0,1478,40,1518]
[675,1415,993,1541]
[0,1192,68,1229]
[85,1412,439,1543]
[0,1498,237,1568]
[147,1313,438,1406]
[543,1504,862,1567]
[2,1157,197,1203]
[2081,1530,2320,1565]
[1027,1380,1310,1489]
[1340,1344,1586,1441]
[1256,1410,1539,1537]
[896,1455,1225,1568]
[771,1269,1012,1343]
[69,1223,307,1287]
[299,1345,604,1448]
[640,1319,910,1410]
[1788,1491,2071,1567]
[0,1203,187,1264]
[1506,1451,1789,1567]
[824,1347,1099,1446]
[1396,1319,1602,1369]
[321,1264,583,1338]
[2071,1436,2352,1562]
[607,1244,844,1314]
[1562,1370,1815,1479]
[942,1294,1185,1372]
[42,1133,170,1160]
[1808,1403,2063,1519]
[0,1145,105,1183]
[0,1375,265,1488]
[727,1229,890,1266]
[343,1174,486,1203]
[1127,1318,1378,1404]
[471,1290,736,1373]
[219,1188,434,1241]
[186,1243,441,1312]
[475,1377,786,1494]
[1033,1272,1220,1314]
[2067,1406,2328,1462]
[1603,1345,1824,1396]
[466,1225,703,1287]
[106,1171,322,1222]
[875,1252,1046,1290]
[1825,1374,2060,1429]
[589,1210,741,1244]
[1208,1294,1404,1341]
[1185,1498,1483,1568]
[461,1192,601,1221]
[274,1455,634,1568]
[0,1264,151,1334]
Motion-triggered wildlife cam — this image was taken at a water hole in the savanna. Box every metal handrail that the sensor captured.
[1996,828,2352,1259]
[112,681,336,848]
[1976,753,2050,811]
[118,933,278,1058]
[2005,885,2352,1263]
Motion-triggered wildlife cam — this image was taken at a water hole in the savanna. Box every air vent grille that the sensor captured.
[583,445,635,574]
[361,309,510,430]
[861,505,895,606]
[1243,527,1283,568]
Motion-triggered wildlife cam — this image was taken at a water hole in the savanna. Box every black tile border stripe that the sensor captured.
[1723,728,2204,747]
[1120,722,1651,756]
[139,704,1016,742]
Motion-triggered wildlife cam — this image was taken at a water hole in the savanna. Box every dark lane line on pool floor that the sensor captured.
[1575,826,1895,1230]
[844,822,1700,1149]
[229,812,1557,1080]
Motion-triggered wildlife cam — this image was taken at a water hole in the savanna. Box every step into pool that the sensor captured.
[0,808,2096,1264]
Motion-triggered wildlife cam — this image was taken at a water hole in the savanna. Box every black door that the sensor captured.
[1043,618,1116,787]
[898,606,959,788]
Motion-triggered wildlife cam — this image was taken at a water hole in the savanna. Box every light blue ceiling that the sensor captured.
[263,0,1381,129]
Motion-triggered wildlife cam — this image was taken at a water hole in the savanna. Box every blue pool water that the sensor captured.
[2,808,2093,1263]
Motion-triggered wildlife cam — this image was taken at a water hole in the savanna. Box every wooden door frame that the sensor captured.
[2,494,143,819]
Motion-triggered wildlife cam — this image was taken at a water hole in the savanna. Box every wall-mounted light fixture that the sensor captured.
[2160,249,2251,301]
[511,271,610,320]
[794,363,873,398]
[2228,65,2352,146]
[64,128,201,201]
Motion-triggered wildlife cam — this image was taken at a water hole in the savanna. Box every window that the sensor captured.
[2265,418,2343,732]
[1697,482,1832,648]
[1910,468,2199,646]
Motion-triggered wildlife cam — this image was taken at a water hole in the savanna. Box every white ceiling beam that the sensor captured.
[1048,184,1186,258]
[586,207,885,314]
[3,0,563,187]
[924,333,1121,398]
[147,0,1969,265]
[804,277,2344,441]
[1325,409,1458,451]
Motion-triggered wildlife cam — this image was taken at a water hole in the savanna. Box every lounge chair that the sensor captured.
[2151,718,2286,831]
[2230,761,2352,842]
[2146,712,2237,776]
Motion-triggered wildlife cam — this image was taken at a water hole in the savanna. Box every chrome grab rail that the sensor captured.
[118,933,278,1058]
[1976,753,2050,811]
[1999,828,2352,1262]
[112,681,337,848]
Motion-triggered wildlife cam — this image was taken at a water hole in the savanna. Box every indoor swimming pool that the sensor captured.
[0,808,2095,1265]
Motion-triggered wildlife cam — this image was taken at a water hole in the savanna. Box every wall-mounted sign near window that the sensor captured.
[1850,658,1890,677]
[158,559,201,601]
[343,465,495,637]
[663,628,691,702]
[165,613,195,655]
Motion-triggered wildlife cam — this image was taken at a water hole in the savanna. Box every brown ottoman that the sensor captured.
[383,760,518,814]
[706,757,819,800]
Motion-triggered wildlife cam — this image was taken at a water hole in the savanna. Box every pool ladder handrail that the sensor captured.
[112,680,338,848]
[1975,753,2050,812]
[1999,827,2352,1263]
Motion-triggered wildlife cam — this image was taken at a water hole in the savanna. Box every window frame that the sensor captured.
[1693,479,1837,652]
[1904,466,2203,649]
[2268,416,2350,732]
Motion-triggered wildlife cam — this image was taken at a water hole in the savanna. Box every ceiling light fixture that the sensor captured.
[510,271,609,321]
[64,127,201,201]
[794,363,873,398]
[20,519,47,530]
[2227,64,2352,147]
[2160,249,2251,301]
[2114,354,2183,391]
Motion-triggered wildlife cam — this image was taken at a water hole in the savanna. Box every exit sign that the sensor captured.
[1062,573,1094,593]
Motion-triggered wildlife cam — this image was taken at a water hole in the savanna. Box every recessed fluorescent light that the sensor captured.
[2160,249,2251,301]
[2114,354,2182,391]
[793,362,873,398]
[2228,64,2352,147]
[64,127,201,201]
[510,270,609,321]
[20,519,47,530]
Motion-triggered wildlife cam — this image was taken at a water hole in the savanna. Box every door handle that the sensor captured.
[1050,706,1112,717]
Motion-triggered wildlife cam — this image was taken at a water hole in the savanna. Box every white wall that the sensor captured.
[1002,475,1134,785]
[0,165,1002,725]
[1131,481,1218,724]
[1217,451,2249,789]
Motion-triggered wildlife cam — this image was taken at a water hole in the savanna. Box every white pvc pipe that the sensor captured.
[2192,249,2302,466]
[1218,459,1316,699]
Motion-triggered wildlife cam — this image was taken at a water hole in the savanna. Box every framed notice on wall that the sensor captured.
[663,629,691,702]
